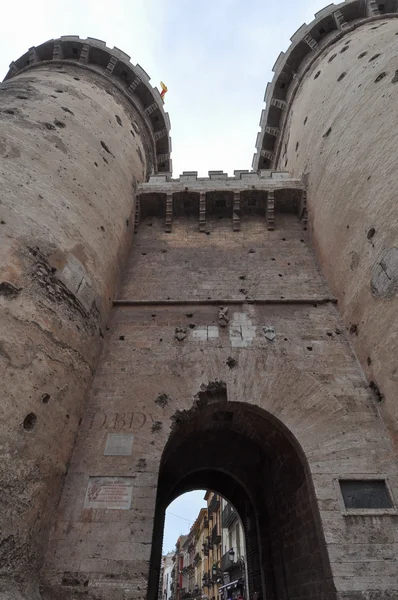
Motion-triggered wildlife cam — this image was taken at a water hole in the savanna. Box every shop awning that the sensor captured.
[218,580,241,592]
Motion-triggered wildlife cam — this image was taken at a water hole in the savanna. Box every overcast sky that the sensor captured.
[163,490,207,553]
[0,0,328,553]
[1,0,328,176]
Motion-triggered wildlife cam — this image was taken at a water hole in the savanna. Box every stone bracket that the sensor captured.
[233,192,240,232]
[165,193,173,233]
[128,76,141,92]
[199,192,206,232]
[260,149,275,162]
[145,102,158,117]
[29,47,38,64]
[264,126,280,137]
[333,10,349,30]
[8,61,18,76]
[156,154,170,166]
[270,98,287,110]
[79,44,90,64]
[303,34,319,50]
[134,196,140,234]
[299,190,308,229]
[366,0,380,16]
[154,128,168,142]
[266,191,275,230]
[106,56,118,75]
[53,41,63,60]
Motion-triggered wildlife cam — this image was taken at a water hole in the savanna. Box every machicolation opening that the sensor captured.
[328,54,337,63]
[314,71,321,79]
[369,54,381,62]
[338,72,347,82]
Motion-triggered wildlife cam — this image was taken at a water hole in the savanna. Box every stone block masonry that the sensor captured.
[0,37,169,599]
[2,2,398,598]
[40,215,398,600]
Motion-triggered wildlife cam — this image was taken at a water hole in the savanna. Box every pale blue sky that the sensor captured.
[163,490,207,553]
[1,0,328,176]
[1,0,328,552]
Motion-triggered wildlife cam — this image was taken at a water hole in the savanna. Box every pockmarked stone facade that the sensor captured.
[1,1,398,598]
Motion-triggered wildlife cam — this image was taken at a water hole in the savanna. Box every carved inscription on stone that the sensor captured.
[87,411,153,431]
[104,433,134,456]
[84,476,133,510]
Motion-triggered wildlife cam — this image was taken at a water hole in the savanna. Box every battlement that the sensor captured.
[144,169,294,186]
[4,36,172,173]
[252,0,398,171]
[136,170,306,233]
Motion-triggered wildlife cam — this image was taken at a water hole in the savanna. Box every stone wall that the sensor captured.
[0,42,165,596]
[41,216,398,600]
[273,16,398,455]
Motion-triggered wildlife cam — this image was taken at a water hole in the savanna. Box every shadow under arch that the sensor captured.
[148,393,336,600]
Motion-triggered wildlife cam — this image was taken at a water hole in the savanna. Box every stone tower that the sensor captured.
[1,2,398,600]
[0,37,171,599]
[253,0,398,453]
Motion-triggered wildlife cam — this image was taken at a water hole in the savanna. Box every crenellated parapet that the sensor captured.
[252,0,398,171]
[4,36,172,174]
[136,170,305,232]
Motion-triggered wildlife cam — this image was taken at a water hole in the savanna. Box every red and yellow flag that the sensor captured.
[160,81,168,100]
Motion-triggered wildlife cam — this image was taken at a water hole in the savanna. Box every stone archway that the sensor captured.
[148,385,336,600]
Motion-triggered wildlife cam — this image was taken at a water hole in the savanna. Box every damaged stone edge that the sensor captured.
[252,0,398,170]
[3,36,172,175]
[170,380,228,430]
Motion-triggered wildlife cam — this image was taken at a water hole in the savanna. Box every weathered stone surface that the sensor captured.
[3,7,398,600]
[40,216,398,600]
[274,18,398,456]
[0,57,157,594]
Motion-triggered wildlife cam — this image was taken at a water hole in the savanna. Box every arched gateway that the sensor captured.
[149,393,335,600]
[1,2,398,599]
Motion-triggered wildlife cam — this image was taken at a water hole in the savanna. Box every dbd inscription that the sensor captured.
[86,411,157,432]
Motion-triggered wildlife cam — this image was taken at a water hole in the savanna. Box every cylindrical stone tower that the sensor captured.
[0,36,170,595]
[254,0,398,452]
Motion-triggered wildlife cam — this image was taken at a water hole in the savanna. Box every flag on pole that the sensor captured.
[160,81,168,100]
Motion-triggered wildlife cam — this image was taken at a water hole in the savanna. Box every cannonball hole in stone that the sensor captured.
[367,227,376,239]
[375,72,386,83]
[23,413,37,431]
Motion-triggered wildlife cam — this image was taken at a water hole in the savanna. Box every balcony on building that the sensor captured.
[221,502,237,528]
[208,493,220,515]
[221,548,241,573]
[211,524,221,546]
